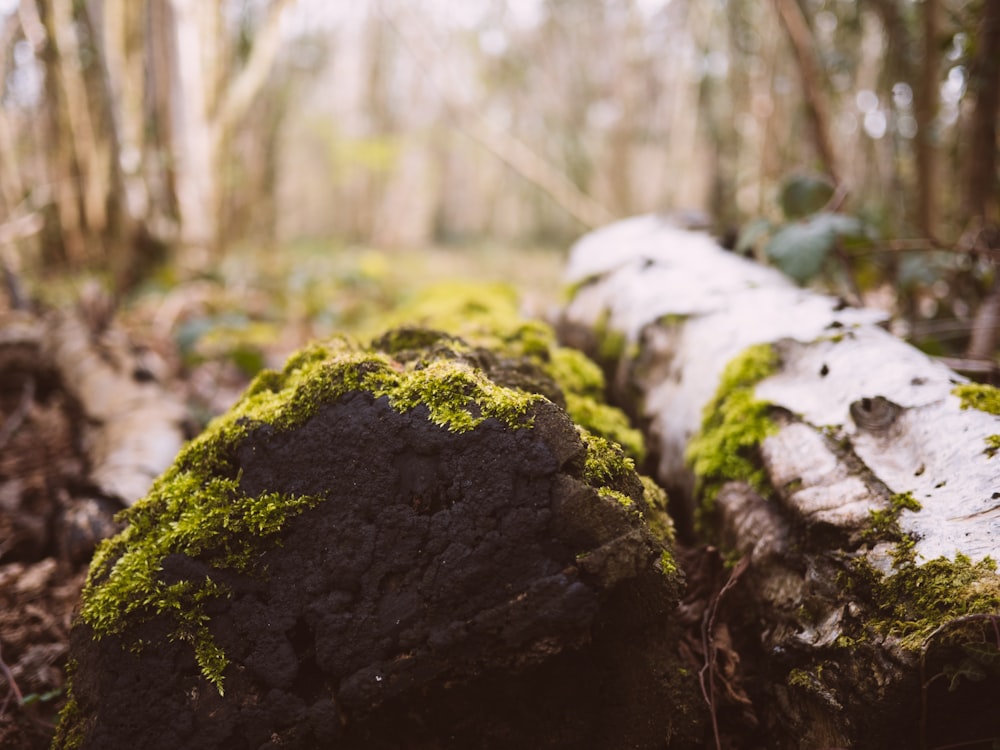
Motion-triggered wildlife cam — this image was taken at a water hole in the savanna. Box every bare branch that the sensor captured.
[212,0,297,146]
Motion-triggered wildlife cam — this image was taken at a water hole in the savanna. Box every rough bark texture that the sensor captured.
[559,215,1000,749]
[54,326,696,750]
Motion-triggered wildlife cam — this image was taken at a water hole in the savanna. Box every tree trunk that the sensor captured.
[165,0,294,253]
[915,0,940,239]
[965,0,1000,362]
[559,215,1000,749]
[773,0,841,185]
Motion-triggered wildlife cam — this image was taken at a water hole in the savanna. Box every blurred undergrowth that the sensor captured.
[60,241,566,425]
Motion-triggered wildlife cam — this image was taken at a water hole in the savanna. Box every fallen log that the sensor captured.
[53,293,699,750]
[559,214,1000,749]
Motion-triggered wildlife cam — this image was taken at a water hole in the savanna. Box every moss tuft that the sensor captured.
[985,435,1000,458]
[381,281,645,462]
[953,383,1000,415]
[686,344,780,507]
[640,475,675,544]
[578,427,636,487]
[856,550,1000,650]
[862,491,922,545]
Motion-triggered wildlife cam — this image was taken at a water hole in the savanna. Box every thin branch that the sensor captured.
[699,556,750,750]
[211,0,297,146]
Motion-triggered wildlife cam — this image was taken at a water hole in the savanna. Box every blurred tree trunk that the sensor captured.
[36,0,109,267]
[914,0,940,239]
[26,0,290,278]
[965,0,1000,362]
[773,0,841,185]
[166,0,293,253]
[31,0,177,289]
[867,0,939,238]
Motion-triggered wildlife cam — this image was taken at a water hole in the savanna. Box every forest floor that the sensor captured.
[0,240,569,749]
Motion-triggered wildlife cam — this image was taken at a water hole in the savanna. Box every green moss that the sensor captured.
[862,491,922,545]
[641,475,675,544]
[598,487,636,510]
[82,473,325,693]
[659,549,678,577]
[859,550,1000,649]
[381,281,646,462]
[657,313,689,326]
[953,383,1000,415]
[593,309,627,363]
[51,693,87,750]
[546,347,605,398]
[578,427,636,487]
[985,435,1000,458]
[685,344,780,506]
[564,393,645,463]
[787,666,817,690]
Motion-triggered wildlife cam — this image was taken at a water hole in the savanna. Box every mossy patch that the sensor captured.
[848,547,1000,651]
[861,490,922,545]
[953,383,1000,415]
[381,281,645,463]
[952,384,1000,459]
[985,435,1000,458]
[75,335,548,698]
[685,343,780,508]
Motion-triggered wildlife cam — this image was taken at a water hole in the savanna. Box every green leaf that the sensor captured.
[962,641,1000,669]
[944,657,988,691]
[764,212,865,283]
[779,174,835,219]
[735,218,772,256]
[764,222,835,283]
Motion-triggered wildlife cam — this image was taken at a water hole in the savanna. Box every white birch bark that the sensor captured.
[558,214,1000,749]
[561,214,998,563]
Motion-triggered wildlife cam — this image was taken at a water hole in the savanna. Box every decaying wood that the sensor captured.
[42,314,188,504]
[1,310,187,508]
[559,215,1000,749]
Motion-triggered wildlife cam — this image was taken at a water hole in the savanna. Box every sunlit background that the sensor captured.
[0,0,997,367]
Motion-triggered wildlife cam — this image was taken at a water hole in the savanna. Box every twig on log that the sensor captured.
[700,556,750,750]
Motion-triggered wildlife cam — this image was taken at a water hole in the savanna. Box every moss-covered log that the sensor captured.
[559,215,1000,749]
[53,289,699,750]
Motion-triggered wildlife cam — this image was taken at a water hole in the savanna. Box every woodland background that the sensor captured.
[0,0,998,374]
